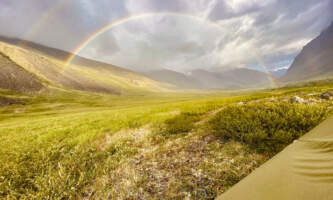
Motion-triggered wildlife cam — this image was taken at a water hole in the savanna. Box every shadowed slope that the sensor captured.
[0,53,45,93]
[281,22,333,82]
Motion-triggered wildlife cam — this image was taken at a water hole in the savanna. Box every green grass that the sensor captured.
[0,81,333,199]
[0,90,267,199]
[162,112,201,135]
[210,102,332,155]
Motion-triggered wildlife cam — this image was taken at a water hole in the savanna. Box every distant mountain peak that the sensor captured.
[142,67,272,90]
[281,22,333,82]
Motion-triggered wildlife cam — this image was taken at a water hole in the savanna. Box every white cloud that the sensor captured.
[271,65,290,72]
[0,0,332,72]
[81,0,97,17]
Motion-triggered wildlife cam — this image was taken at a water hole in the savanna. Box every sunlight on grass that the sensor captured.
[0,81,332,199]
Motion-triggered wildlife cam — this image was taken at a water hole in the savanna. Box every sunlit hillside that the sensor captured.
[0,40,173,95]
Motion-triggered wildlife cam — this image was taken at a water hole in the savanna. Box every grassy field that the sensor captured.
[0,81,333,199]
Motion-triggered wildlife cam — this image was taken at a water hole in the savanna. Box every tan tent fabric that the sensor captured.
[217,115,333,200]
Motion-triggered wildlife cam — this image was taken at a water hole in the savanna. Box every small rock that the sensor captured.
[184,193,191,200]
[280,97,289,102]
[238,102,245,105]
[320,92,333,100]
[289,96,306,104]
[307,93,317,96]
[305,98,318,105]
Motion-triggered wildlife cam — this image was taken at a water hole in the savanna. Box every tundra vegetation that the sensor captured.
[0,80,333,199]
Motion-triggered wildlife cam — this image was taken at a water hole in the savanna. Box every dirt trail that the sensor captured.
[97,124,151,151]
[196,107,225,126]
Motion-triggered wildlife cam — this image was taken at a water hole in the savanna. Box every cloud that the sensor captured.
[79,15,221,71]
[208,0,333,69]
[79,7,255,71]
[125,0,187,13]
[0,0,127,51]
[0,0,332,72]
[271,65,290,72]
[79,32,120,61]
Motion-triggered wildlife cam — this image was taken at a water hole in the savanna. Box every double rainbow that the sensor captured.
[25,9,278,87]
[64,12,228,65]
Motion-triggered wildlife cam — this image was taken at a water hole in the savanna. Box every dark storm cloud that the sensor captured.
[0,0,332,72]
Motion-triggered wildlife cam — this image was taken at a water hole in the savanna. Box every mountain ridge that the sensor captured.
[142,69,203,89]
[0,37,172,94]
[143,68,272,89]
[281,22,333,82]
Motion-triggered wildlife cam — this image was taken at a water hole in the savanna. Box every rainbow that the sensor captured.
[21,0,69,44]
[64,12,228,65]
[253,51,279,87]
[62,12,278,87]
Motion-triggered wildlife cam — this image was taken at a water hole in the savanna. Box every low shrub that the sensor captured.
[210,102,331,155]
[163,112,200,135]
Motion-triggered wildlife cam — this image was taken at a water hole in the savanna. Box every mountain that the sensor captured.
[222,68,271,86]
[189,69,239,89]
[142,69,203,89]
[0,36,273,94]
[189,68,271,89]
[0,36,171,94]
[281,22,333,82]
[142,68,271,90]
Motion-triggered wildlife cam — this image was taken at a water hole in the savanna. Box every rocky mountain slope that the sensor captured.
[281,22,333,82]
[0,52,45,94]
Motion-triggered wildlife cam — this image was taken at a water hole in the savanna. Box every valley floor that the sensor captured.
[0,82,333,199]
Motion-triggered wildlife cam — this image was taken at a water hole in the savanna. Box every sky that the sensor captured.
[0,0,332,72]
